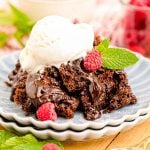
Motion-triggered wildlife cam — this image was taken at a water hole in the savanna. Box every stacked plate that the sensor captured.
[0,52,150,141]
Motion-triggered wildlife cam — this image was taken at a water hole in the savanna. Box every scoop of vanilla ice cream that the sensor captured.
[20,16,94,72]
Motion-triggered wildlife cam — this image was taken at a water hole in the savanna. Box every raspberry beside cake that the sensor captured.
[8,16,138,121]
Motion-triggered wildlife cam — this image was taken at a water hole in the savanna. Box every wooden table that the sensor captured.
[0,119,150,150]
[63,119,150,150]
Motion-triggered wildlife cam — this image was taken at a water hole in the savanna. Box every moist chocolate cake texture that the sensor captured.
[8,57,137,120]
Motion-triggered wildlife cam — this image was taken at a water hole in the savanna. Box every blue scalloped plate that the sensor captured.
[0,52,150,131]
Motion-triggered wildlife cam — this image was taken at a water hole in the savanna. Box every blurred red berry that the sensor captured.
[137,32,145,41]
[134,11,147,30]
[123,14,135,30]
[145,0,150,6]
[121,0,150,56]
[141,32,150,55]
[130,0,150,6]
[129,44,146,55]
[124,30,138,46]
[72,18,80,24]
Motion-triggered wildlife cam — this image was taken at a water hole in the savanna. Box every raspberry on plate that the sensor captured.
[36,102,57,121]
[42,143,59,150]
[83,50,102,71]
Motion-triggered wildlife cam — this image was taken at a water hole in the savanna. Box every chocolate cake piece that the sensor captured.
[9,65,79,118]
[8,62,27,104]
[8,63,35,112]
[58,58,137,120]
[105,71,137,112]
[11,72,27,105]
[8,57,137,120]
[59,58,103,120]
[93,68,116,108]
[80,87,101,120]
[59,58,90,93]
[26,69,79,118]
[94,35,101,47]
[79,68,117,120]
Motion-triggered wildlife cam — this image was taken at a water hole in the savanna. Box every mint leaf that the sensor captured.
[5,3,35,47]
[12,141,62,150]
[14,31,25,47]
[100,39,110,48]
[0,9,14,25]
[0,3,35,48]
[0,130,16,146]
[0,33,9,47]
[12,142,45,150]
[96,39,110,52]
[9,3,30,23]
[12,140,63,150]
[9,3,34,35]
[101,48,139,70]
[96,38,139,69]
[0,134,37,149]
[0,132,63,150]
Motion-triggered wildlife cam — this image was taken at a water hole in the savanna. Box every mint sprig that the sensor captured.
[0,33,9,47]
[0,3,35,47]
[96,39,139,70]
[0,130,63,150]
[12,142,46,150]
[0,130,16,145]
[0,134,37,149]
[96,38,109,50]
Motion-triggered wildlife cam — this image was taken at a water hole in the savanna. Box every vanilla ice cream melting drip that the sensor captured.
[19,16,94,73]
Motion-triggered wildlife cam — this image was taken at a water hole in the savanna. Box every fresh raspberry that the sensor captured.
[134,11,147,30]
[137,32,145,42]
[145,0,150,6]
[124,30,138,46]
[141,32,150,55]
[130,0,150,6]
[36,102,57,121]
[84,50,102,71]
[123,14,135,30]
[42,144,59,150]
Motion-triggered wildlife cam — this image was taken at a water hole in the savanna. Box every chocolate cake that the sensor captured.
[8,56,137,120]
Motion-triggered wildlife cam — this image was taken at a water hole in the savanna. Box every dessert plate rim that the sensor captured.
[0,112,149,141]
[0,52,150,131]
